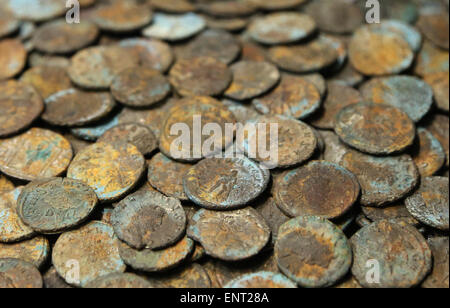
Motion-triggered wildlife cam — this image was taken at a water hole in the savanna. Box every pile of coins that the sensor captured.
[0,0,448,289]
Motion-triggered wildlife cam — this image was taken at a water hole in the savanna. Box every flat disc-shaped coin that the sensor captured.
[67,142,145,201]
[422,236,449,288]
[150,0,195,13]
[248,13,316,45]
[275,161,360,219]
[361,202,419,226]
[147,153,191,200]
[142,13,205,41]
[341,151,419,207]
[414,41,449,77]
[0,80,43,137]
[6,0,66,22]
[202,15,248,32]
[20,66,72,100]
[118,107,163,138]
[183,157,270,209]
[198,1,256,17]
[351,220,432,288]
[370,20,422,52]
[254,197,289,245]
[0,236,49,268]
[32,19,99,54]
[275,216,352,288]
[53,221,126,287]
[0,40,26,80]
[118,236,194,272]
[111,67,171,107]
[0,259,42,288]
[225,61,280,101]
[71,112,120,141]
[17,178,98,234]
[253,74,322,120]
[411,128,446,178]
[417,9,449,50]
[111,190,186,250]
[360,76,433,122]
[43,88,116,127]
[85,273,155,288]
[335,102,416,155]
[0,128,72,181]
[405,176,449,231]
[424,72,449,112]
[170,56,232,97]
[224,271,296,288]
[187,208,271,261]
[69,46,139,90]
[152,263,212,288]
[0,11,19,38]
[28,53,70,69]
[426,114,449,168]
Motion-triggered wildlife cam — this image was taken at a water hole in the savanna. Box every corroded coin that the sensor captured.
[309,82,362,129]
[0,174,14,194]
[20,66,72,100]
[29,53,70,69]
[202,15,248,32]
[0,11,19,38]
[67,142,145,201]
[275,161,360,219]
[254,197,289,245]
[426,114,449,167]
[32,19,99,54]
[170,57,232,97]
[5,0,66,22]
[414,41,449,77]
[245,0,306,10]
[152,263,212,288]
[119,236,194,272]
[416,9,449,50]
[53,221,126,287]
[198,1,256,17]
[118,107,163,138]
[361,203,419,226]
[150,0,195,13]
[225,61,280,101]
[351,220,432,288]
[360,76,433,122]
[86,273,155,289]
[422,236,449,288]
[405,176,449,231]
[341,151,419,207]
[99,123,157,156]
[183,157,270,210]
[68,46,139,90]
[0,258,42,288]
[248,13,316,45]
[111,67,171,107]
[329,62,364,88]
[142,13,205,41]
[188,208,270,261]
[0,187,35,243]
[111,190,186,250]
[412,128,446,178]
[335,102,416,155]
[241,41,268,62]
[424,72,449,112]
[17,178,98,234]
[0,80,43,137]
[147,153,191,200]
[370,19,422,52]
[319,130,351,165]
[0,236,50,268]
[0,128,72,181]
[222,99,260,124]
[71,112,120,141]
[252,74,322,120]
[43,267,73,289]
[0,39,26,80]
[275,216,352,288]
[224,271,296,288]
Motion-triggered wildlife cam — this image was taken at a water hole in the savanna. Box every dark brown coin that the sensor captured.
[118,107,164,138]
[275,216,352,288]
[150,0,195,13]
[351,220,432,288]
[426,114,449,167]
[142,13,205,41]
[252,74,322,120]
[275,161,360,219]
[183,157,270,210]
[169,57,232,97]
[67,142,145,202]
[361,203,419,226]
[111,189,186,250]
[414,40,449,77]
[245,0,306,10]
[152,263,212,288]
[248,13,316,45]
[424,72,449,112]
[43,267,73,289]
[17,178,98,234]
[416,9,449,50]
[240,41,268,62]
[225,61,280,101]
[147,153,191,200]
[5,0,66,22]
[0,80,44,137]
[53,221,126,287]
[0,236,50,268]
[405,176,449,231]
[198,1,256,17]
[20,66,72,100]
[0,258,42,288]
[335,102,416,155]
[422,236,449,288]
[341,151,419,207]
[32,19,99,54]
[254,197,289,245]
[43,88,116,127]
[224,271,296,289]
[187,208,270,261]
[412,128,446,178]
[86,273,155,288]
[0,39,26,80]
[111,67,171,107]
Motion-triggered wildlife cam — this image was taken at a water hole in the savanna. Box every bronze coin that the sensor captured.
[43,266,73,289]
[361,202,419,226]
[0,236,50,268]
[0,174,14,194]
[183,157,270,210]
[240,41,268,62]
[329,61,364,88]
[152,263,212,288]
[426,114,449,167]
[20,66,72,100]
[28,53,70,69]
[351,220,432,288]
[71,111,121,141]
[142,13,205,41]
[370,19,422,53]
[169,56,232,97]
[147,153,191,200]
[67,142,145,202]
[202,15,248,32]
[416,8,449,50]
[111,189,186,250]
[222,98,260,124]
[335,102,416,155]
[0,10,20,38]
[118,107,164,138]
[111,67,171,107]
[5,0,66,22]
[0,258,42,288]
[0,128,72,181]
[86,273,155,289]
[253,197,289,245]
[414,40,449,77]
[0,39,26,80]
[424,72,449,112]
[150,0,195,13]
[275,216,352,288]
[198,1,256,17]
[225,61,280,101]
[411,128,446,178]
[0,80,43,137]
[422,236,449,288]
[275,161,360,219]
[32,19,99,54]
[187,207,271,261]
[224,271,297,288]
[17,178,98,234]
[52,221,126,287]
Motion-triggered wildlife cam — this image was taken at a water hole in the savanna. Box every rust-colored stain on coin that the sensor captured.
[0,258,42,288]
[0,236,50,268]
[0,40,26,80]
[20,66,72,100]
